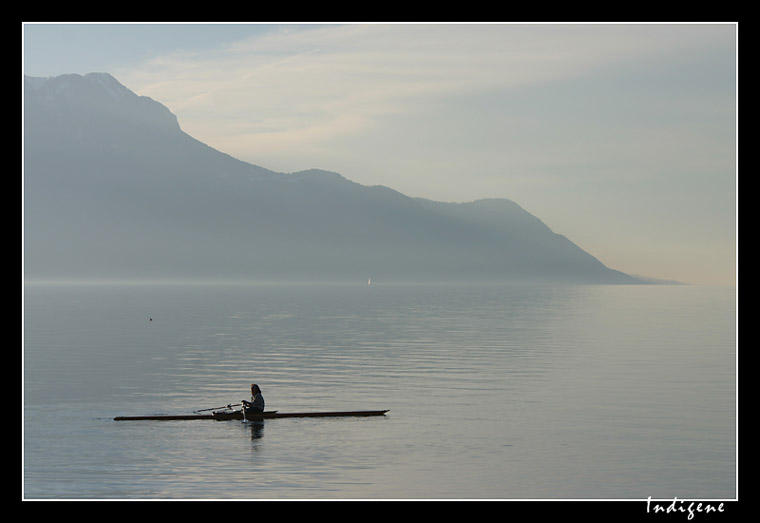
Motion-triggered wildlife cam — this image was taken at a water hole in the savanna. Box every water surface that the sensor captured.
[23,282,736,499]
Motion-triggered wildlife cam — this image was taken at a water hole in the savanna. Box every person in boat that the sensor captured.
[242,383,265,414]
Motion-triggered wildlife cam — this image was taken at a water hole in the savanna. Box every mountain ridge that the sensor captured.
[23,73,643,284]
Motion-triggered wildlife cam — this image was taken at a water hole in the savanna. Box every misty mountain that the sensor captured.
[23,72,641,284]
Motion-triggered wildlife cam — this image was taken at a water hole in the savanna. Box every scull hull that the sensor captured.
[114,410,388,421]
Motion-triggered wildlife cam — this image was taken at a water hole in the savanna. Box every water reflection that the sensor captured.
[248,420,265,440]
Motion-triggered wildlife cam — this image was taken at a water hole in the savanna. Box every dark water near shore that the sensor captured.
[23,282,736,499]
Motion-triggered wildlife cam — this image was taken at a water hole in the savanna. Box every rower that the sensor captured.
[242,383,265,414]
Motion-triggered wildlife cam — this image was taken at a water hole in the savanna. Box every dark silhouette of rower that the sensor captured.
[242,383,265,413]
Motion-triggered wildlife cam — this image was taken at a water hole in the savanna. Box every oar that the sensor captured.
[194,403,241,413]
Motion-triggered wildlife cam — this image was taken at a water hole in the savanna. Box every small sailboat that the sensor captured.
[368,277,371,286]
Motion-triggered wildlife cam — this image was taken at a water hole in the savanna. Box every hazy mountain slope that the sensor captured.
[23,73,641,284]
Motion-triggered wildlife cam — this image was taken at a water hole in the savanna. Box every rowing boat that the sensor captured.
[113,410,389,421]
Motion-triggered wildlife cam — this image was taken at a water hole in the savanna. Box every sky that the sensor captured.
[22,22,737,286]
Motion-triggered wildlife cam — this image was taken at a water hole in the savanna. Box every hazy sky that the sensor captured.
[22,22,737,286]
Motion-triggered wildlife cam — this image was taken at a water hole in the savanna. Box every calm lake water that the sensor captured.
[22,282,736,500]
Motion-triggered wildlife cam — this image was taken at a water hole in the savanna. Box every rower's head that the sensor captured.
[251,383,261,394]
